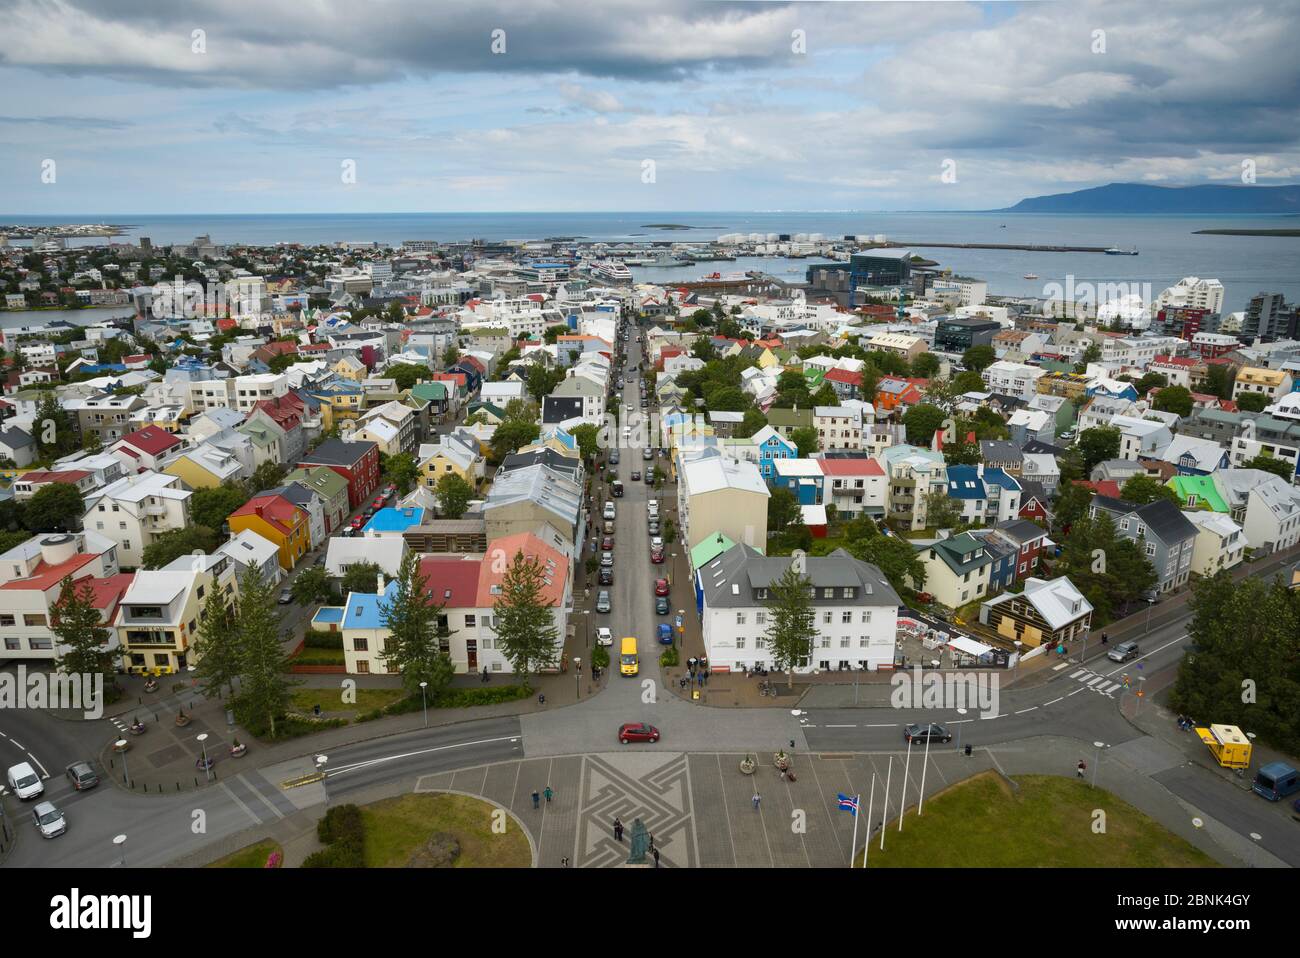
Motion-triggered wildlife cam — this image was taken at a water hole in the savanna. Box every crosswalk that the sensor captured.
[1067,667,1125,698]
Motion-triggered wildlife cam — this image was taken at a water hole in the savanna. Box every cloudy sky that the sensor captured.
[2,0,1298,214]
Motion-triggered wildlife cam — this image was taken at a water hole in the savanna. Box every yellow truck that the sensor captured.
[1194,723,1252,770]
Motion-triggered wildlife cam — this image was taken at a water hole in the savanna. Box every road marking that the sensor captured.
[1014,707,1037,714]
[1068,669,1087,679]
[1052,662,1071,671]
[1085,675,1106,687]
[1099,682,1120,695]
[28,754,49,777]
[865,723,898,728]
[1044,697,1063,705]
[826,724,857,728]
[325,734,522,778]
[220,781,264,825]
[11,740,24,750]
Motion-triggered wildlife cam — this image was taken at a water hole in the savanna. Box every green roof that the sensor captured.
[1166,474,1228,512]
[802,368,825,388]
[691,532,737,570]
[409,381,449,402]
[285,465,349,499]
[766,406,813,429]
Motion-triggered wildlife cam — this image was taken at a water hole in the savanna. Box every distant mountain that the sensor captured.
[996,182,1300,214]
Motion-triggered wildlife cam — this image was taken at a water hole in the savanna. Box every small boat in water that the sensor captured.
[1104,246,1139,255]
[1023,273,1039,280]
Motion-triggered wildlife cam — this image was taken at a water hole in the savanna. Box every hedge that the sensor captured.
[304,804,365,868]
[303,630,344,650]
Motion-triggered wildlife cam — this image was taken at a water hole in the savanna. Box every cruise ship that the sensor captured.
[589,259,633,283]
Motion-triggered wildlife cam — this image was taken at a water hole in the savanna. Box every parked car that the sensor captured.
[350,516,364,530]
[631,471,641,481]
[648,519,660,535]
[657,623,673,645]
[601,536,615,551]
[1107,641,1139,663]
[651,547,665,564]
[596,590,611,613]
[600,552,614,568]
[650,536,664,552]
[904,723,951,744]
[596,627,614,647]
[6,762,43,800]
[278,588,293,605]
[65,762,98,791]
[609,452,620,465]
[603,502,616,520]
[656,596,670,615]
[618,722,660,744]
[372,496,387,510]
[654,578,670,596]
[599,567,614,586]
[32,801,66,839]
[642,447,653,461]
[645,470,654,483]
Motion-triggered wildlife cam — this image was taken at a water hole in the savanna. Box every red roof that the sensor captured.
[17,469,90,485]
[817,458,884,477]
[1077,480,1123,499]
[81,573,135,616]
[824,368,863,386]
[217,318,238,331]
[1153,354,1198,368]
[231,495,304,536]
[1,552,99,593]
[298,342,332,353]
[116,427,180,457]
[250,393,304,432]
[418,556,482,608]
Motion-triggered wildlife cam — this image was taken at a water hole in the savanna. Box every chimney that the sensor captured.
[377,572,386,593]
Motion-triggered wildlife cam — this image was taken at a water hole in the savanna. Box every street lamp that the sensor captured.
[115,739,130,787]
[1145,596,1155,632]
[316,754,328,800]
[1092,741,1106,787]
[113,833,127,867]
[419,680,428,728]
[954,707,967,752]
[196,732,211,782]
[583,609,591,648]
[574,657,582,698]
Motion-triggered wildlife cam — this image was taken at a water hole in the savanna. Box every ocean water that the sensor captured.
[3,210,1297,313]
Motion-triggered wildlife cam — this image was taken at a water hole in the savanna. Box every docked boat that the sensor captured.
[1104,246,1139,255]
[1023,273,1039,280]
[589,260,633,282]
[648,251,690,267]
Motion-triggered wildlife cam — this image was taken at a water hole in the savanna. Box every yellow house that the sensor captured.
[162,446,246,490]
[228,493,311,571]
[333,355,368,382]
[419,443,481,491]
[309,382,365,430]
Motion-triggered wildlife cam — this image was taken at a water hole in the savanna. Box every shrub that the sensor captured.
[303,630,344,650]
[660,646,679,667]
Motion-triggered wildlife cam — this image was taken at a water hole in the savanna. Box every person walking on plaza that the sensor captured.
[544,785,554,803]
[614,817,624,842]
[653,847,660,868]
[532,789,541,809]
[752,792,761,810]
[1076,760,1086,778]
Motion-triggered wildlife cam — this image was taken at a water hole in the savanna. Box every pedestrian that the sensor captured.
[697,672,704,688]
[532,789,541,809]
[560,857,568,868]
[752,792,761,810]
[653,847,660,868]
[614,817,624,842]
[538,692,546,705]
[1076,760,1086,778]
[544,785,553,803]
[1101,632,1109,645]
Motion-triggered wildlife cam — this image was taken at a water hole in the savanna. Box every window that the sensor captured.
[822,588,834,599]
[1145,542,1156,557]
[841,611,852,624]
[3,637,18,650]
[823,611,833,624]
[736,612,746,625]
[356,659,370,674]
[861,610,872,623]
[0,615,12,627]
[840,637,850,648]
[820,636,830,648]
[736,638,746,649]
[464,614,476,628]
[755,638,767,650]
[23,614,46,627]
[755,611,766,625]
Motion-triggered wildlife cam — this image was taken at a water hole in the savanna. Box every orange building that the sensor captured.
[228,493,310,571]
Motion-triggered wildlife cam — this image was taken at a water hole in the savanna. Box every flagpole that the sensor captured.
[863,773,876,868]
[880,755,893,851]
[918,727,933,817]
[848,793,859,868]
[899,739,913,833]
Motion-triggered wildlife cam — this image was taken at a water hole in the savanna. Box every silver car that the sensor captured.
[596,590,612,613]
[33,801,66,839]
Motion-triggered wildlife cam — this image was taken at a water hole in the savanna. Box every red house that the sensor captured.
[297,439,380,509]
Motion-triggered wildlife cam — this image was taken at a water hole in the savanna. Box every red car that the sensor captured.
[650,547,665,564]
[350,516,364,530]
[601,536,615,551]
[618,723,660,744]
[654,578,669,596]
[372,496,387,510]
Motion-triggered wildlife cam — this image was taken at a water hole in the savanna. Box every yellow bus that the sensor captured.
[619,636,639,676]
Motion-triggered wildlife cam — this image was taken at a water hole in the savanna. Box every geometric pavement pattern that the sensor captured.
[578,753,694,867]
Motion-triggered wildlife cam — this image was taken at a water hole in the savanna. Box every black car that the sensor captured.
[609,452,620,465]
[599,567,614,585]
[904,723,951,744]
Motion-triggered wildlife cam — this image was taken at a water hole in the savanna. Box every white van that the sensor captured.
[647,499,659,517]
[7,761,44,800]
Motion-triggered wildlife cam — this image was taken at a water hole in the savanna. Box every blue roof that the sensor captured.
[363,506,424,533]
[342,579,400,630]
[312,606,344,625]
[946,465,987,500]
[981,467,1021,492]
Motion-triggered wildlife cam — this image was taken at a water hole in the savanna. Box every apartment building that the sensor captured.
[115,554,238,674]
[83,471,193,569]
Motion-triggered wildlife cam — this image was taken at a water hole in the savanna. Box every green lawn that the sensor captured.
[207,839,282,868]
[360,793,532,868]
[857,772,1219,868]
[291,687,408,715]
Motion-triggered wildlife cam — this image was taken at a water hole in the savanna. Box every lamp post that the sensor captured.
[113,833,127,868]
[574,657,582,698]
[1092,740,1106,787]
[316,754,328,801]
[196,732,211,782]
[116,739,130,787]
[1145,596,1155,632]
[583,610,591,648]
[419,680,428,728]
[954,707,967,752]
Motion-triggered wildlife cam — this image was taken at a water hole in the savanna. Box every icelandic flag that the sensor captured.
[837,793,859,816]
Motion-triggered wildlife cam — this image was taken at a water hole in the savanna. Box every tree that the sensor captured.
[1236,392,1268,413]
[232,566,297,739]
[141,525,220,569]
[435,472,474,519]
[960,344,996,372]
[767,486,801,531]
[849,535,927,595]
[690,337,716,362]
[1052,479,1093,535]
[341,561,383,597]
[790,426,819,458]
[34,391,74,457]
[291,566,333,606]
[911,352,941,379]
[1242,454,1293,480]
[379,551,456,696]
[383,452,419,494]
[1077,426,1121,473]
[569,423,600,463]
[191,582,240,699]
[525,363,564,404]
[492,550,560,681]
[763,564,818,688]
[902,404,946,446]
[923,489,962,529]
[951,370,986,394]
[191,485,250,531]
[245,461,287,495]
[543,324,570,344]
[24,483,84,532]
[51,576,118,701]
[444,345,460,365]
[387,363,430,391]
[736,407,768,439]
[1151,385,1193,417]
[1119,474,1180,506]
[1075,342,1103,371]
[1135,371,1168,396]
[1202,364,1234,400]
[490,420,539,462]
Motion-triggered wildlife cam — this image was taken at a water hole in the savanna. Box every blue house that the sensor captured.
[750,425,797,481]
[970,529,1018,593]
[772,458,824,505]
